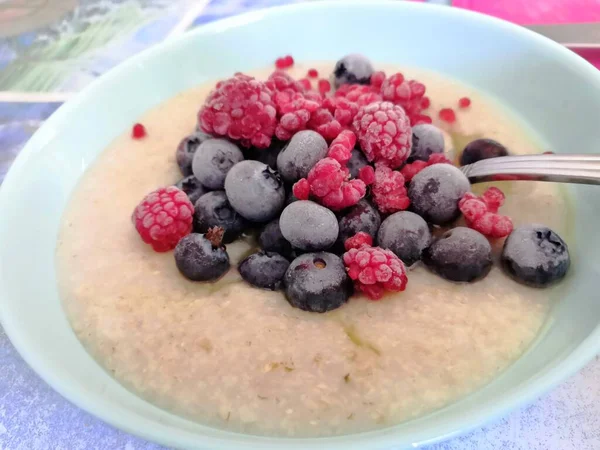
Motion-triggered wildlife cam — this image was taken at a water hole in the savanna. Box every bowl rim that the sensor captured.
[2,1,600,449]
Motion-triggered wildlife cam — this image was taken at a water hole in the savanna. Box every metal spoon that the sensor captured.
[460,154,600,185]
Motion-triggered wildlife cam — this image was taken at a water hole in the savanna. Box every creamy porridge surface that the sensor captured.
[57,63,571,437]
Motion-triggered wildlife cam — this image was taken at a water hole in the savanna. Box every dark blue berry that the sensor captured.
[335,200,381,252]
[333,54,374,88]
[501,225,570,287]
[194,191,248,243]
[423,227,492,282]
[284,252,352,313]
[224,160,286,222]
[408,164,471,225]
[347,148,369,178]
[408,124,445,163]
[238,251,290,290]
[259,219,293,258]
[175,175,207,204]
[174,229,229,281]
[276,130,328,182]
[279,201,339,251]
[459,138,509,166]
[192,139,244,190]
[175,131,212,176]
[378,211,431,266]
[245,138,286,170]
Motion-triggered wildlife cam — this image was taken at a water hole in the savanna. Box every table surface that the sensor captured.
[2,1,600,449]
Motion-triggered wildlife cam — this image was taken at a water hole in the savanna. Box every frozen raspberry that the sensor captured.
[307,68,319,78]
[327,129,356,164]
[344,231,373,250]
[132,186,194,252]
[275,55,294,69]
[294,157,366,210]
[298,78,312,90]
[336,84,382,106]
[267,70,305,95]
[421,96,431,110]
[318,79,331,94]
[343,245,408,300]
[132,123,147,139]
[400,153,453,183]
[371,166,410,214]
[308,107,343,141]
[274,92,321,140]
[292,178,310,200]
[439,108,456,123]
[380,74,428,125]
[358,165,375,185]
[458,187,514,238]
[352,101,412,168]
[459,97,471,108]
[198,74,276,148]
[370,71,386,89]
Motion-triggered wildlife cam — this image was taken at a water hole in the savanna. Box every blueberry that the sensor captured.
[347,148,370,178]
[175,175,207,204]
[224,160,286,222]
[378,211,431,266]
[408,124,445,163]
[501,225,570,287]
[176,131,212,176]
[335,200,381,252]
[276,130,328,183]
[333,54,374,88]
[459,138,509,166]
[194,191,248,243]
[259,219,293,258]
[191,139,244,190]
[423,227,492,282]
[238,251,290,290]
[408,164,471,225]
[280,201,339,251]
[284,252,352,313]
[174,229,229,281]
[245,138,286,170]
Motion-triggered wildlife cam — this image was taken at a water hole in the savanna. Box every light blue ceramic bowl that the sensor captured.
[1,1,600,449]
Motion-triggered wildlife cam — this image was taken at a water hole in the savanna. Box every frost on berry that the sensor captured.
[370,71,386,89]
[344,231,373,251]
[400,153,453,183]
[267,70,305,95]
[198,74,277,148]
[327,129,356,164]
[458,187,514,238]
[358,165,375,185]
[308,108,343,141]
[336,84,382,106]
[371,166,410,214]
[352,101,412,168]
[343,245,408,300]
[380,73,429,125]
[292,178,310,200]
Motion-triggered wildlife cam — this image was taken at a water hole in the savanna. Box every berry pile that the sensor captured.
[131,54,571,313]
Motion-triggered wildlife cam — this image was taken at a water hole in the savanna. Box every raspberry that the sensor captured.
[358,165,375,185]
[370,71,386,89]
[292,178,310,200]
[308,107,343,141]
[294,157,366,210]
[298,78,312,90]
[318,79,331,94]
[307,68,319,78]
[336,84,382,106]
[327,129,356,164]
[371,166,410,214]
[344,231,373,250]
[352,101,412,168]
[421,96,431,110]
[332,98,360,128]
[198,74,277,148]
[459,97,471,108]
[343,245,408,300]
[132,186,194,252]
[267,70,305,95]
[458,187,514,238]
[400,153,453,183]
[274,92,320,140]
[439,108,456,124]
[275,55,294,69]
[380,74,428,125]
[132,123,147,139]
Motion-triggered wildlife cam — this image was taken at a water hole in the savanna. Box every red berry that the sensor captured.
[274,92,319,140]
[284,55,294,67]
[132,123,147,139]
[371,166,410,214]
[370,71,386,89]
[336,84,382,106]
[332,98,360,128]
[352,101,412,168]
[344,232,373,251]
[380,73,428,125]
[308,107,343,141]
[198,74,276,148]
[400,153,453,183]
[421,96,431,109]
[298,78,312,90]
[327,129,356,164]
[439,108,456,123]
[307,68,319,78]
[458,188,513,238]
[267,70,305,94]
[318,79,331,94]
[292,178,310,200]
[343,245,408,300]
[132,186,194,252]
[275,55,294,69]
[358,165,375,185]
[458,97,471,108]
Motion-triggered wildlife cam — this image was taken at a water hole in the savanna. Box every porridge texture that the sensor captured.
[57,63,571,437]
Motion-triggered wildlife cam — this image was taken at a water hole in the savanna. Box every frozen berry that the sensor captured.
[132,123,147,139]
[380,74,429,125]
[408,164,470,225]
[408,124,445,163]
[371,166,410,214]
[194,191,248,243]
[132,186,194,252]
[352,101,412,168]
[284,252,352,312]
[460,138,509,166]
[344,232,373,250]
[238,251,290,290]
[501,225,570,287]
[174,228,230,281]
[459,188,513,238]
[400,153,453,183]
[175,175,208,205]
[459,97,471,108]
[198,74,277,148]
[347,148,370,178]
[423,227,492,282]
[224,160,285,222]
[275,55,294,69]
[308,68,319,78]
[438,108,456,124]
[333,54,374,88]
[327,130,356,165]
[192,139,244,190]
[276,130,328,182]
[258,219,294,258]
[175,131,213,176]
[244,138,286,170]
[378,211,431,266]
[279,200,339,251]
[336,200,381,252]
